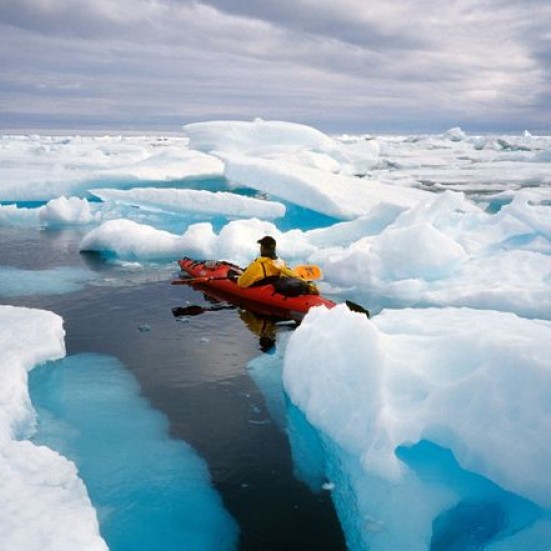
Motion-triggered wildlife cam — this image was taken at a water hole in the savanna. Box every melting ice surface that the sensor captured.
[1,119,551,549]
[0,266,95,296]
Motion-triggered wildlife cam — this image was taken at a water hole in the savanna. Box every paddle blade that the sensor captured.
[345,300,370,318]
[294,264,323,281]
[172,305,207,317]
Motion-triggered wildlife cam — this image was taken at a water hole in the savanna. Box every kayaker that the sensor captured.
[230,236,319,294]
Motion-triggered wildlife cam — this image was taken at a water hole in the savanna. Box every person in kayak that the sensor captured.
[230,236,319,294]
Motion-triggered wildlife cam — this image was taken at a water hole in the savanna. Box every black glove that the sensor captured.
[227,269,241,281]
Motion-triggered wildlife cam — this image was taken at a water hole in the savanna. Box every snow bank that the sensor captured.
[0,305,107,551]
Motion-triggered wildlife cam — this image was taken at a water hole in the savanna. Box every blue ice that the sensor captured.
[250,346,545,551]
[0,200,48,209]
[246,344,327,494]
[246,346,330,494]
[397,441,543,550]
[29,353,238,551]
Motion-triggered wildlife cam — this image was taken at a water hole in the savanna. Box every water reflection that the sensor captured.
[238,309,277,353]
[172,289,298,353]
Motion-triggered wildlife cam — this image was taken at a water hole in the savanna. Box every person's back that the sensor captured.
[234,236,317,294]
[237,256,295,288]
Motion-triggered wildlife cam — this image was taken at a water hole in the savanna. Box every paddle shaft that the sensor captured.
[171,276,232,285]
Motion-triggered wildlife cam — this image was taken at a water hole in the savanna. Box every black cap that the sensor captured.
[257,235,276,248]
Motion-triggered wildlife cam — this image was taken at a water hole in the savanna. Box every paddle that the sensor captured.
[293,264,323,281]
[171,276,231,285]
[172,304,236,317]
[345,300,370,318]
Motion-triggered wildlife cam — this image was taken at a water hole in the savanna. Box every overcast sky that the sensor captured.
[1,0,550,134]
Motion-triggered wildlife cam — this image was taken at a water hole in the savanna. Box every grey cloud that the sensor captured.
[196,0,425,51]
[0,0,125,38]
[0,0,549,133]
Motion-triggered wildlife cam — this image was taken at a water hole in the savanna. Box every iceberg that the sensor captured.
[183,119,335,155]
[220,151,427,220]
[78,217,313,266]
[39,196,96,226]
[183,119,381,176]
[0,203,41,226]
[0,304,238,550]
[316,191,551,319]
[283,304,551,549]
[79,218,185,261]
[0,134,221,202]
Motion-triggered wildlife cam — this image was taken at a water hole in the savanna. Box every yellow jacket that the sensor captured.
[237,256,297,288]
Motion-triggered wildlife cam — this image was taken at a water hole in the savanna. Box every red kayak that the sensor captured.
[173,257,336,322]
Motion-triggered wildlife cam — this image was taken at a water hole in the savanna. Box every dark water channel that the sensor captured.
[1,227,346,550]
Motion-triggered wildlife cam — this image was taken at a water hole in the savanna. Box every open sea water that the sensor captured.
[1,226,345,550]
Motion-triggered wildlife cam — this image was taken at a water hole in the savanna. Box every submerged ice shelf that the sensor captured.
[30,353,238,551]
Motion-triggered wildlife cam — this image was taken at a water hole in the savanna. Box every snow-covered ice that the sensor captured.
[90,187,286,219]
[283,304,551,549]
[1,120,550,549]
[0,306,107,551]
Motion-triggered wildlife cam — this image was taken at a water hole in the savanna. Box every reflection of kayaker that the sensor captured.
[238,309,278,353]
[230,236,319,296]
[171,298,287,353]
